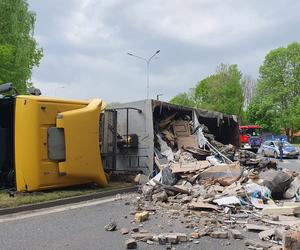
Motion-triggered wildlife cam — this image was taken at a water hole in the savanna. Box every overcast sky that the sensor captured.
[28,0,300,103]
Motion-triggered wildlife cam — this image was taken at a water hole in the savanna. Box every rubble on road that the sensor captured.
[125,239,137,249]
[104,221,117,231]
[134,211,150,223]
[109,113,300,248]
[120,227,129,235]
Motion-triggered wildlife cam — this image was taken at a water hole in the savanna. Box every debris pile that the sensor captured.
[137,114,300,249]
[106,113,300,249]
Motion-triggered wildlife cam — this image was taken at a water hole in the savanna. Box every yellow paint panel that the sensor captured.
[14,95,107,191]
[56,99,107,186]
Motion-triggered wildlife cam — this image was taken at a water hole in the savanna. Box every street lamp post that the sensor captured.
[127,50,160,99]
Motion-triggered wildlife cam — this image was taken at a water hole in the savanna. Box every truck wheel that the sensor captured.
[274,151,278,159]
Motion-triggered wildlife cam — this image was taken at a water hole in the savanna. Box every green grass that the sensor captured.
[292,143,300,147]
[0,182,134,209]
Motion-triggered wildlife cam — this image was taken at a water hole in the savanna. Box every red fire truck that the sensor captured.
[239,125,263,152]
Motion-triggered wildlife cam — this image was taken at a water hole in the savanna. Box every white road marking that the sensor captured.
[0,195,128,224]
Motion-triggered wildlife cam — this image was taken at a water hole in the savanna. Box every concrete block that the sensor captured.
[210,231,228,239]
[135,211,149,223]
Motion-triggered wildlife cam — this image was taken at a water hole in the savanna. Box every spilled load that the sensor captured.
[152,110,243,187]
[136,107,300,249]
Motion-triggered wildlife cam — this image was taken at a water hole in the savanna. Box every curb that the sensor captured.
[0,185,138,216]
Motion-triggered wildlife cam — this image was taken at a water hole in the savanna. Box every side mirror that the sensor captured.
[28,87,42,96]
[0,83,13,94]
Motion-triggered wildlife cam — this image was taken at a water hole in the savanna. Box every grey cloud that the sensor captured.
[29,0,300,102]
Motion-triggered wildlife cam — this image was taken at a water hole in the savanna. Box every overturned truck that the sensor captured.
[101,100,240,176]
[0,93,108,192]
[0,94,239,192]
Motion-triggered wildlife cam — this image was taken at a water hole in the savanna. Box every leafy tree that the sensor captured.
[169,64,244,117]
[194,64,244,116]
[248,42,300,138]
[0,0,43,93]
[169,88,196,108]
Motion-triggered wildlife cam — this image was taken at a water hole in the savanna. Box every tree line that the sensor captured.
[170,42,300,139]
[0,0,42,94]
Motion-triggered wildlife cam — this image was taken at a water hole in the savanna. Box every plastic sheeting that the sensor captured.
[157,134,174,162]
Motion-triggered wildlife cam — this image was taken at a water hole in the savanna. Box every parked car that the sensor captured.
[259,140,299,159]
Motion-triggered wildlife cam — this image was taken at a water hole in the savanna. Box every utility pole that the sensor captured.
[127,50,160,99]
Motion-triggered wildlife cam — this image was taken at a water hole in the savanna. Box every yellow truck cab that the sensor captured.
[0,87,107,191]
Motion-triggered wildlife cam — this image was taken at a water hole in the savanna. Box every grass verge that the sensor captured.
[0,182,134,209]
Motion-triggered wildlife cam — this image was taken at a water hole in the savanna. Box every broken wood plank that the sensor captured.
[173,121,191,137]
[262,218,300,227]
[183,146,210,155]
[188,172,201,183]
[246,224,271,232]
[170,160,210,174]
[161,129,176,144]
[153,180,190,194]
[159,113,177,129]
[199,162,242,186]
[277,215,299,221]
[131,232,154,241]
[188,201,219,211]
[262,204,300,216]
[177,135,198,149]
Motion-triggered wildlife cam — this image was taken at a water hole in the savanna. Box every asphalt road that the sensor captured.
[0,157,299,250]
[256,149,300,172]
[0,193,258,250]
[277,157,300,172]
